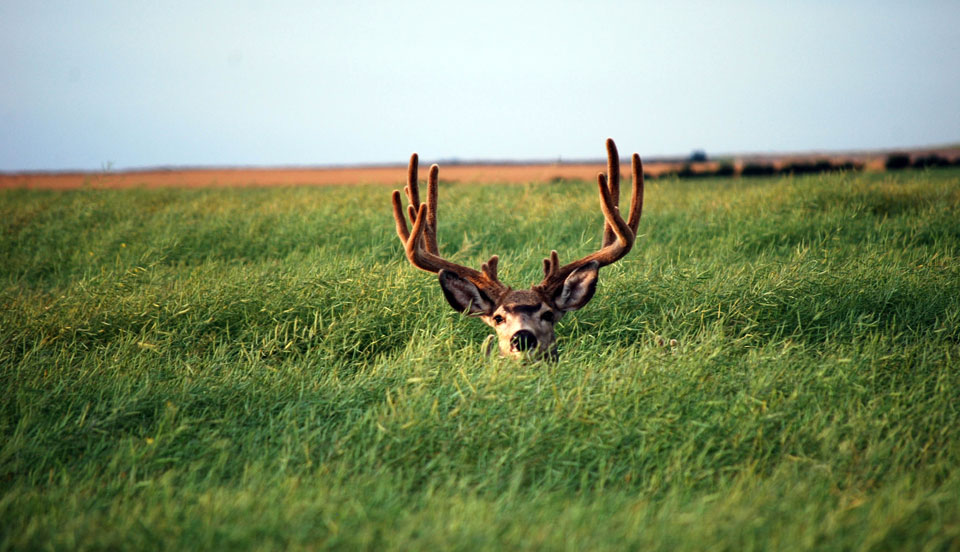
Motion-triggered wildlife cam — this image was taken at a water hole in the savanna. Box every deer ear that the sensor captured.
[554,261,599,312]
[438,270,495,316]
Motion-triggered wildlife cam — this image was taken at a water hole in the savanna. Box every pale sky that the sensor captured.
[2,1,958,171]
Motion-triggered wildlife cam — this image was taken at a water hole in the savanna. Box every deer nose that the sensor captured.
[511,330,538,352]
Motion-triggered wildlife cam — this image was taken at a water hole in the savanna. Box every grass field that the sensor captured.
[2,169,960,550]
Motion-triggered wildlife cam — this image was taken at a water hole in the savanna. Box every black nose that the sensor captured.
[511,330,538,351]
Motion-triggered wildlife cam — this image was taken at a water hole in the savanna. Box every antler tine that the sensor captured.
[391,156,506,295]
[404,153,420,211]
[537,139,644,293]
[601,138,620,247]
[481,255,499,281]
[391,189,411,242]
[393,153,420,244]
[424,164,439,255]
[627,153,644,233]
[542,250,559,280]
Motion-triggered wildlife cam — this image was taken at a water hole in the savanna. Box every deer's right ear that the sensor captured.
[438,270,495,316]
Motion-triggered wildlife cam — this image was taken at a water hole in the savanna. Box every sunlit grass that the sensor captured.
[2,169,959,550]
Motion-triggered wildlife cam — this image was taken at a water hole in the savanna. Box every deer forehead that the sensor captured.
[496,290,552,313]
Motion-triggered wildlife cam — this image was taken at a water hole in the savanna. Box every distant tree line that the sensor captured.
[645,151,960,180]
[651,159,864,180]
[884,152,960,171]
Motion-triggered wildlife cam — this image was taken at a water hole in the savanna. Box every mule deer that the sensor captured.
[391,138,643,360]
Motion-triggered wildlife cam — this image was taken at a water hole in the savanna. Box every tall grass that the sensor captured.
[2,170,959,550]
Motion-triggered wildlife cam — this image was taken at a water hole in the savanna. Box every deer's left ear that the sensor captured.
[438,270,495,316]
[554,261,599,312]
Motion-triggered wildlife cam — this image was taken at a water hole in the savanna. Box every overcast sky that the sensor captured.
[2,1,958,171]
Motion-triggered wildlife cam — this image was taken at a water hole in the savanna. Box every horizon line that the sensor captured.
[3,142,959,176]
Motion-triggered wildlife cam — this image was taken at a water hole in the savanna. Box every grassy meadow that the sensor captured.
[2,168,960,550]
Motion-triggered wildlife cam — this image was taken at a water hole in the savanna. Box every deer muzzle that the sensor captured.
[510,330,538,352]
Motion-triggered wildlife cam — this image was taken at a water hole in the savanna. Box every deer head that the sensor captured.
[391,138,644,360]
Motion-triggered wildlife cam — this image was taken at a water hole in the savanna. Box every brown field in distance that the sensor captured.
[0,163,646,190]
[2,147,958,190]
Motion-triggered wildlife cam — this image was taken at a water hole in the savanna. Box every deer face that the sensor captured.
[437,263,599,360]
[484,290,561,360]
[391,138,643,361]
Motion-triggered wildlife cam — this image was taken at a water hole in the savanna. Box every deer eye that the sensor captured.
[493,315,505,325]
[541,311,555,323]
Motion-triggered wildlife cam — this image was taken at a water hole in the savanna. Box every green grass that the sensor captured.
[2,169,959,550]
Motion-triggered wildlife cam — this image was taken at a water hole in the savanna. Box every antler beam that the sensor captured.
[537,138,644,293]
[391,154,506,295]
